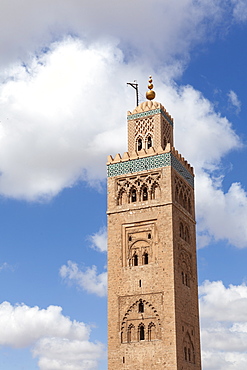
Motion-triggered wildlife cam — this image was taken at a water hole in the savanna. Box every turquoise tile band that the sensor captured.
[127,109,173,126]
[107,153,194,188]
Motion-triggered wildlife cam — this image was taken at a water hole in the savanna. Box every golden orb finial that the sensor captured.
[146,76,156,101]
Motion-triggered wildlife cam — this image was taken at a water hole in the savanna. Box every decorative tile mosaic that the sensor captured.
[127,109,173,126]
[107,153,194,187]
[171,156,194,188]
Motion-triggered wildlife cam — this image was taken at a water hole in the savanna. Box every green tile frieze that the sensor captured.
[107,153,194,188]
[127,109,173,126]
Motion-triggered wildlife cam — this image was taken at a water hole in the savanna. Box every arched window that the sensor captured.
[139,324,145,341]
[185,273,188,286]
[127,324,134,343]
[175,185,179,202]
[180,223,190,244]
[118,190,127,206]
[179,191,184,207]
[182,270,190,287]
[188,348,191,362]
[188,197,192,214]
[151,183,160,200]
[133,253,138,266]
[184,226,190,243]
[131,188,137,202]
[181,259,190,287]
[183,333,195,363]
[147,136,152,149]
[184,194,188,210]
[182,271,185,285]
[137,138,142,151]
[138,301,144,313]
[142,187,148,201]
[148,322,156,341]
[122,191,128,205]
[143,252,148,265]
[179,222,184,239]
[184,347,187,361]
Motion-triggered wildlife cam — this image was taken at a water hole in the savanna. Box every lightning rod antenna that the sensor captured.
[127,81,139,107]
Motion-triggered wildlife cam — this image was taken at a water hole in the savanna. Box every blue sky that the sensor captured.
[0,1,247,369]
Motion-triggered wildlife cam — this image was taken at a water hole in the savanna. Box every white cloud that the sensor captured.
[228,90,241,114]
[0,37,128,200]
[0,301,104,370]
[0,0,229,68]
[196,176,247,248]
[200,280,247,322]
[231,0,247,22]
[202,351,247,370]
[0,262,12,271]
[0,301,88,348]
[200,281,247,369]
[33,337,104,370]
[89,227,107,253]
[157,83,241,170]
[60,261,107,297]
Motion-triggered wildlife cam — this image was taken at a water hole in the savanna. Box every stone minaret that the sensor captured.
[107,77,201,369]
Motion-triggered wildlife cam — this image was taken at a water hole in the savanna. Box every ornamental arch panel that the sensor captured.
[120,299,161,344]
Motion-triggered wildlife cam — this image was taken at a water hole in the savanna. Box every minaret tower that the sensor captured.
[107,77,201,369]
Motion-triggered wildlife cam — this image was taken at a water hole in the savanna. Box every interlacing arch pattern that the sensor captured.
[117,173,161,206]
[120,299,161,343]
[183,331,195,364]
[174,176,192,214]
[161,117,172,148]
[179,221,190,243]
[179,250,192,287]
[134,117,154,136]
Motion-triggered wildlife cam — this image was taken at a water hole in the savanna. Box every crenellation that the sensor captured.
[156,145,165,153]
[147,147,156,155]
[122,152,130,160]
[107,154,114,163]
[128,100,163,115]
[137,148,147,157]
[171,147,194,175]
[108,147,193,175]
[131,150,139,157]
[114,153,122,162]
[164,143,171,152]
[107,148,194,188]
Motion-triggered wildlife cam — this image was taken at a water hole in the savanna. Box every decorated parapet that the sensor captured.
[107,144,194,188]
